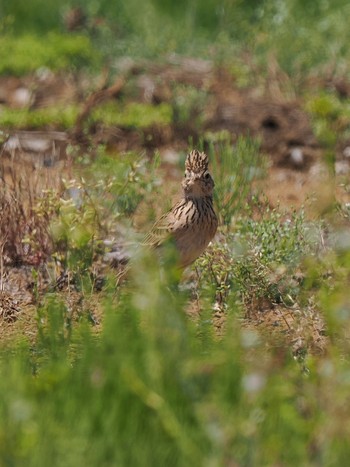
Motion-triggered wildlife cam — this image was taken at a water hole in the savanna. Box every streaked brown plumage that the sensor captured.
[144,149,218,267]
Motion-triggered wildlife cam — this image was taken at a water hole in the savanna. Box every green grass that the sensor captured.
[305,91,350,154]
[0,33,99,75]
[0,105,79,129]
[0,102,172,130]
[91,102,172,128]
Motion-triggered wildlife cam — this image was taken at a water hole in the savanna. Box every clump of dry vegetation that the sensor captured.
[0,163,61,266]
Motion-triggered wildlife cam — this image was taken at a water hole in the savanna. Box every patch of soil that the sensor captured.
[2,130,69,169]
[242,303,327,356]
[0,72,81,109]
[206,79,321,171]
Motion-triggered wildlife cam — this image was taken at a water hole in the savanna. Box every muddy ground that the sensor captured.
[0,57,348,350]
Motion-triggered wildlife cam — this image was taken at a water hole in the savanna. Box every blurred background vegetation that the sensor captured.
[1,0,350,78]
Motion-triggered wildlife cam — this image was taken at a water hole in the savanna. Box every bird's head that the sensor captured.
[182,150,215,198]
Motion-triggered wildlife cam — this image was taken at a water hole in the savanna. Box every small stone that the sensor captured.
[12,87,32,108]
[290,147,304,167]
[162,149,180,164]
[335,160,350,175]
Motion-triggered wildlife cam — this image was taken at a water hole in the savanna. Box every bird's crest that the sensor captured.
[185,150,208,173]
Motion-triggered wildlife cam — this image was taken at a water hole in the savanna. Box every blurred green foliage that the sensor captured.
[1,229,350,465]
[305,92,350,154]
[0,0,63,33]
[0,102,171,130]
[2,0,350,78]
[0,105,79,129]
[92,102,172,128]
[0,34,98,75]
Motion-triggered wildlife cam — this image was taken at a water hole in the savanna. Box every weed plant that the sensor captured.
[0,164,61,265]
[208,135,264,226]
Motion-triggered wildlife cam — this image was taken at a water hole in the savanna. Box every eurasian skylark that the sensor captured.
[144,149,218,267]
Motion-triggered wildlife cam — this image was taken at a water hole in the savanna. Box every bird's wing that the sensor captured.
[142,200,188,247]
[142,211,172,247]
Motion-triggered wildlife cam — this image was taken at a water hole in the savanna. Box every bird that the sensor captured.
[143,149,218,268]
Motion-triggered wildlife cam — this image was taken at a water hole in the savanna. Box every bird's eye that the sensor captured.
[204,172,211,179]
